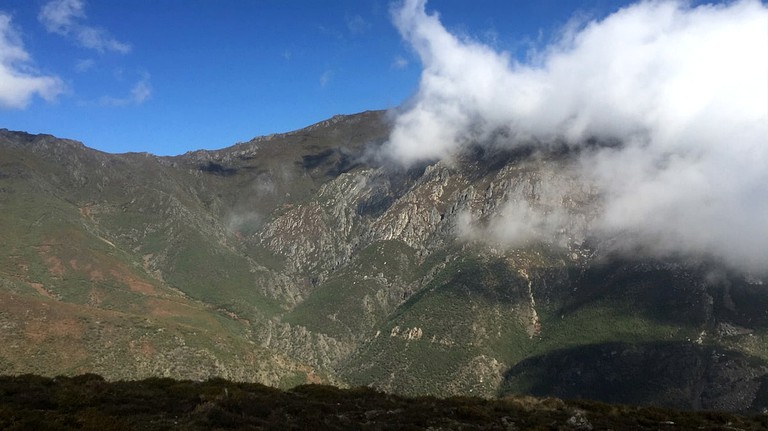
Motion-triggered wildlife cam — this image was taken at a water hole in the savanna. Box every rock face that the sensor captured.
[0,112,767,412]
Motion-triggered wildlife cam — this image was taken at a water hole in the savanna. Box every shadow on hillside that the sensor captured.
[555,258,768,331]
[500,340,768,413]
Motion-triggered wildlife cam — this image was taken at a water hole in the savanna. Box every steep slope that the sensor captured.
[1,111,767,412]
[0,125,353,385]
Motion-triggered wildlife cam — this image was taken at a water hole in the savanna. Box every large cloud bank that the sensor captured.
[386,0,768,273]
[0,14,63,109]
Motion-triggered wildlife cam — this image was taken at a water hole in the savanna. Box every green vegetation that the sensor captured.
[284,240,418,338]
[533,302,696,355]
[342,255,536,395]
[164,230,283,319]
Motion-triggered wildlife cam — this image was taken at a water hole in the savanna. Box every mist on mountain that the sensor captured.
[386,0,768,274]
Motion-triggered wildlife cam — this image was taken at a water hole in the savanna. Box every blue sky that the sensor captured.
[1,0,639,155]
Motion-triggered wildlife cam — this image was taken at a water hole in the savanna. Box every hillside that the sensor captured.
[1,111,767,412]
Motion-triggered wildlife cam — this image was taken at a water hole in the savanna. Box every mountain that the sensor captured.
[1,111,767,412]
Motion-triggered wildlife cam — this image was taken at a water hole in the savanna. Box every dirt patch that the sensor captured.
[141,340,156,357]
[36,244,68,277]
[24,315,85,344]
[89,269,105,282]
[146,297,200,319]
[37,236,161,295]
[142,254,154,271]
[79,205,92,219]
[128,338,158,358]
[29,282,53,299]
[68,259,105,282]
[88,288,105,306]
[298,365,323,384]
[110,267,159,296]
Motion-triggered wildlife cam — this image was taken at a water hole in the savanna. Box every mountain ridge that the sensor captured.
[1,111,767,412]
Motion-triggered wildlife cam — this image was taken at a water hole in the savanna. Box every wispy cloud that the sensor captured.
[320,69,334,87]
[346,14,371,35]
[0,13,64,109]
[317,24,343,40]
[39,0,131,53]
[74,58,94,72]
[98,73,151,106]
[391,55,408,70]
[387,0,768,273]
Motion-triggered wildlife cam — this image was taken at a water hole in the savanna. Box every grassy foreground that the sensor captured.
[0,375,766,430]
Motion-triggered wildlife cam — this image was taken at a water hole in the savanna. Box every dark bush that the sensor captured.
[0,374,765,430]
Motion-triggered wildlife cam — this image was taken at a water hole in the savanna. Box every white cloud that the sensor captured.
[346,14,371,35]
[39,0,131,53]
[129,76,151,103]
[0,13,64,109]
[320,69,334,87]
[386,0,768,273]
[74,58,94,72]
[99,73,151,106]
[459,201,569,249]
[391,55,409,70]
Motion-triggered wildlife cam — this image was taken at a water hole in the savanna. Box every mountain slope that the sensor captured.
[1,111,767,411]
